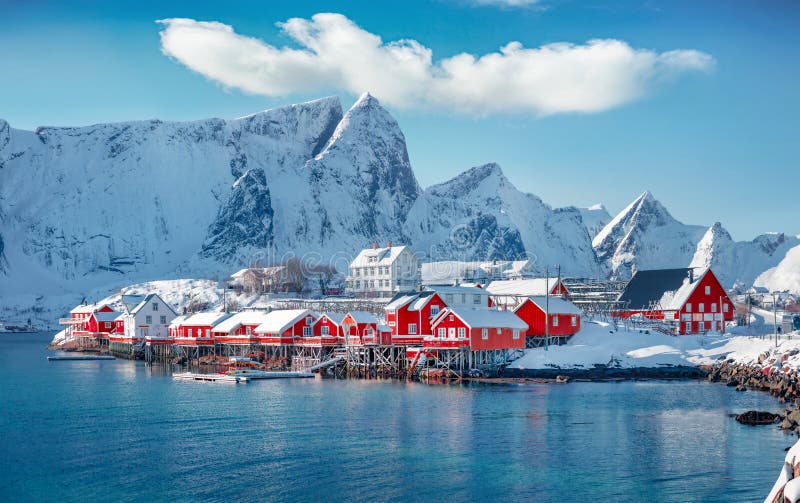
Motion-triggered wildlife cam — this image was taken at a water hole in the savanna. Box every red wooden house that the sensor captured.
[311,313,345,347]
[68,303,114,337]
[84,310,121,342]
[512,296,581,338]
[616,268,734,334]
[428,308,528,351]
[172,312,234,346]
[253,309,317,346]
[211,311,270,345]
[342,311,391,346]
[384,291,446,345]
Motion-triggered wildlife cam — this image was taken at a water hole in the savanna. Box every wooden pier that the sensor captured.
[47,355,117,361]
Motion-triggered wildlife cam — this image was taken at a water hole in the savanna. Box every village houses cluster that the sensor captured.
[62,242,735,368]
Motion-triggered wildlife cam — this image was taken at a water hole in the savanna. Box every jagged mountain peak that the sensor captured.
[428,163,510,198]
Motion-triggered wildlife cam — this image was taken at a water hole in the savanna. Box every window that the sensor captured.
[723,303,729,312]
[482,328,488,340]
[152,303,159,311]
[449,314,454,321]
[430,304,440,316]
[438,328,445,338]
[513,330,520,340]
[686,303,692,313]
[188,328,193,337]
[145,315,152,324]
[408,323,417,335]
[571,315,577,327]
[205,328,210,337]
[448,327,455,338]
[458,327,466,338]
[445,294,453,303]
[473,294,481,305]
[705,285,711,295]
[461,294,466,304]
[303,326,312,336]
[321,326,329,336]
[496,327,501,334]
[552,315,558,327]
[160,316,167,324]
[306,316,313,325]
[699,303,704,313]
[369,280,375,288]
[711,303,717,313]
[246,326,252,335]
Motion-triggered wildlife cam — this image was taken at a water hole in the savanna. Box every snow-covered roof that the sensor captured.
[70,303,106,314]
[317,312,346,325]
[438,308,528,330]
[129,293,178,316]
[169,315,188,328]
[254,309,315,334]
[421,260,533,284]
[521,296,581,315]
[92,310,121,322]
[350,245,410,267]
[425,285,486,296]
[181,312,233,327]
[345,311,378,324]
[486,278,563,297]
[377,324,392,333]
[384,291,439,311]
[211,311,270,333]
[657,270,713,311]
[121,294,145,313]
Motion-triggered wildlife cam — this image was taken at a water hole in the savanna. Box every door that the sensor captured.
[448,327,455,338]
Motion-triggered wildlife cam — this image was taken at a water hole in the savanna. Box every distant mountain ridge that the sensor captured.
[1,93,798,309]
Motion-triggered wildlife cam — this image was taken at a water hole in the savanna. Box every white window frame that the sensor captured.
[408,323,417,335]
[552,315,558,327]
[152,303,159,311]
[705,285,711,295]
[482,328,488,340]
[473,294,481,305]
[303,326,312,336]
[457,327,466,339]
[160,315,167,324]
[438,327,445,338]
[711,303,717,313]
[571,315,577,327]
[686,303,692,313]
[145,315,152,324]
[430,304,440,316]
[513,330,520,340]
[321,326,329,336]
[699,303,704,313]
[723,303,729,313]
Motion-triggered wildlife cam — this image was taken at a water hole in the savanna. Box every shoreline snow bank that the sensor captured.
[510,321,800,371]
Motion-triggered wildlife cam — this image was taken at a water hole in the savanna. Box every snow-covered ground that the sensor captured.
[511,320,800,370]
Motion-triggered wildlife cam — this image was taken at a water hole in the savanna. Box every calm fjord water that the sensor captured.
[0,333,790,502]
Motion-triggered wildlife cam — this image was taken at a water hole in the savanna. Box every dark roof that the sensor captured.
[617,268,693,310]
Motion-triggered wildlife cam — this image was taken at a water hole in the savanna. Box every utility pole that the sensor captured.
[774,292,779,348]
[545,266,550,351]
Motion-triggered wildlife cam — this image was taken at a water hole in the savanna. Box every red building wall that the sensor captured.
[387,293,445,345]
[677,270,734,334]
[314,316,343,337]
[514,299,580,337]
[430,312,525,351]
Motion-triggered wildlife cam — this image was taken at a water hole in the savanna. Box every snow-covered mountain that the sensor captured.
[755,244,800,293]
[593,191,706,279]
[0,92,601,316]
[579,204,612,238]
[689,222,800,289]
[404,163,600,277]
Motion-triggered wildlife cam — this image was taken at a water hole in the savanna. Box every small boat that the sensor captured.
[173,372,249,383]
[0,321,38,334]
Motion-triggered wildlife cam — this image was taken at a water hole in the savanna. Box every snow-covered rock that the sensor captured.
[578,203,611,238]
[755,244,800,293]
[593,191,706,279]
[404,163,600,277]
[690,222,800,289]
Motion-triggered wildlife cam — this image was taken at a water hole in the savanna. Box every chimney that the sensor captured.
[372,242,378,250]
[688,269,694,283]
[386,240,392,248]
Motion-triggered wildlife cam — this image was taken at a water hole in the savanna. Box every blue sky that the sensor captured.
[1,0,798,240]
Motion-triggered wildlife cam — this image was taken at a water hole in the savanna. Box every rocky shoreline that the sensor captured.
[503,365,708,380]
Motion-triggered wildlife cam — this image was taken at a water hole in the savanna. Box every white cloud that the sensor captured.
[157,14,714,116]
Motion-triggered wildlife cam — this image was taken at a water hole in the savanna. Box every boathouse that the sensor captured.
[343,311,389,346]
[616,268,734,334]
[313,313,345,340]
[384,290,446,345]
[511,296,581,347]
[428,308,528,351]
[211,311,270,357]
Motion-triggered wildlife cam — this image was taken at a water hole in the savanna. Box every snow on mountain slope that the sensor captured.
[0,97,343,296]
[755,243,800,293]
[404,163,600,277]
[578,204,611,239]
[689,222,800,289]
[593,191,706,279]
